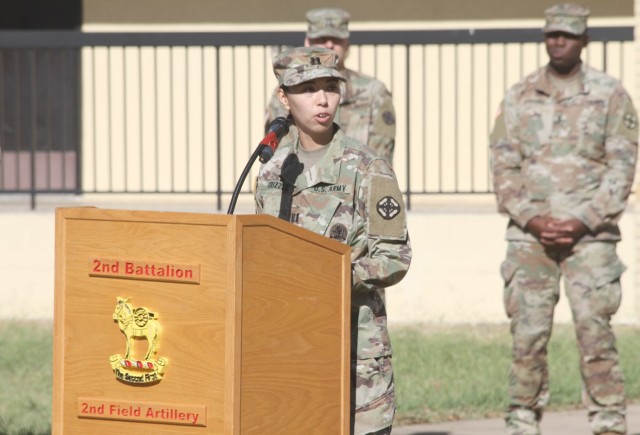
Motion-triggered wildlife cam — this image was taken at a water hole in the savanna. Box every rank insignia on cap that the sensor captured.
[624,112,638,129]
[272,46,345,87]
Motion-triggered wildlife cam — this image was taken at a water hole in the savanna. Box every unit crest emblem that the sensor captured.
[110,296,168,384]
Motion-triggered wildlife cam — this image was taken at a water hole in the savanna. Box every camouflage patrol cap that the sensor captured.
[306,7,350,39]
[273,46,346,87]
[543,3,589,35]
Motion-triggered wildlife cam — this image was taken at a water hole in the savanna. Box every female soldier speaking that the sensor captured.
[255,46,412,435]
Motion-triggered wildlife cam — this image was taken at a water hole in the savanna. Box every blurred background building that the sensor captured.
[1,0,638,325]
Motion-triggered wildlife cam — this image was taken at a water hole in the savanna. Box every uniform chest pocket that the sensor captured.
[516,103,551,157]
[255,180,284,216]
[575,100,606,159]
[293,191,349,239]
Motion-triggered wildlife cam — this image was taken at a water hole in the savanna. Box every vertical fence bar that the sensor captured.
[123,46,128,190]
[618,42,623,83]
[405,45,411,209]
[423,44,428,194]
[154,46,159,191]
[470,44,475,192]
[74,48,82,195]
[454,43,459,192]
[61,49,69,191]
[107,47,113,191]
[231,47,237,194]
[14,50,22,193]
[137,47,143,191]
[486,44,491,190]
[169,47,175,191]
[185,46,190,190]
[29,50,36,209]
[438,44,443,193]
[216,46,222,211]
[246,45,252,194]
[201,46,205,193]
[45,50,52,192]
[91,47,97,191]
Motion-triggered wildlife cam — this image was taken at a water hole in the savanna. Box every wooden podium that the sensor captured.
[53,208,351,435]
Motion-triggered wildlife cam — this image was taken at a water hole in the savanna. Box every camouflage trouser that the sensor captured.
[501,241,626,435]
[352,355,395,435]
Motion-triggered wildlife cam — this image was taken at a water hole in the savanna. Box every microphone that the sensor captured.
[259,116,294,163]
[278,153,304,222]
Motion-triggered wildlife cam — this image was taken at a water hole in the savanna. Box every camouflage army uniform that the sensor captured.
[490,59,638,435]
[255,127,411,434]
[266,69,396,163]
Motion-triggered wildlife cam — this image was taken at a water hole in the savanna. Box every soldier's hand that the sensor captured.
[546,218,589,246]
[526,216,579,247]
[526,216,556,243]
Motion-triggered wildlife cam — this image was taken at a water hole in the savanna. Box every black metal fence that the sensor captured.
[0,27,633,209]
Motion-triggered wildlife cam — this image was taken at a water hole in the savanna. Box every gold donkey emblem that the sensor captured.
[110,296,168,384]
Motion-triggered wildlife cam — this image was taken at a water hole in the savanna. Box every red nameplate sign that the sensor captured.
[78,397,207,426]
[89,258,201,284]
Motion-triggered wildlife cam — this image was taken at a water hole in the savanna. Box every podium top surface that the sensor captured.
[56,207,350,255]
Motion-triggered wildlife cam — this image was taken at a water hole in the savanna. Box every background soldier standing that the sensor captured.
[256,46,411,435]
[490,3,638,435]
[265,7,397,164]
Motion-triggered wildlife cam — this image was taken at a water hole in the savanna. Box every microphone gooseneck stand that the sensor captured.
[226,146,266,215]
[226,116,293,215]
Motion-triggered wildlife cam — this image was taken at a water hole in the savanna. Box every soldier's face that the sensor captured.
[544,31,589,76]
[279,77,341,140]
[305,37,349,68]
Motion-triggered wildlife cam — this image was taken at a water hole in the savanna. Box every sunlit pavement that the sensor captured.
[393,404,640,435]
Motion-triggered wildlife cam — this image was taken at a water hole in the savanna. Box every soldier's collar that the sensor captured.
[293,126,344,189]
[536,63,589,99]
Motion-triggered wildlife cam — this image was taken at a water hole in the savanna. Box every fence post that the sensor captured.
[29,49,37,210]
[405,45,411,210]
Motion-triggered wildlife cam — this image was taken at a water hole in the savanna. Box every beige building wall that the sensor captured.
[82,0,631,25]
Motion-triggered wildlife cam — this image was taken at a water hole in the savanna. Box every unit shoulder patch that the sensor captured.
[368,174,406,238]
[376,196,401,220]
[382,111,395,126]
[624,112,638,130]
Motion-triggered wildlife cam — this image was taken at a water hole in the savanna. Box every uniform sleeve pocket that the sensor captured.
[593,256,625,317]
[594,256,626,288]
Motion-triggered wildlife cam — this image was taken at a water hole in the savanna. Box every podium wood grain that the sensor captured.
[53,209,350,434]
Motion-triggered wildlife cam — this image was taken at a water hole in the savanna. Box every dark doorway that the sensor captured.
[0,0,82,194]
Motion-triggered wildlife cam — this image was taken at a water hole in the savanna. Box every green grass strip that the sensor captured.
[392,323,640,425]
[0,321,53,435]
[1,321,639,433]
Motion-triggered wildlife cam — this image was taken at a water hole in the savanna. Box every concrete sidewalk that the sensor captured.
[393,404,640,435]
